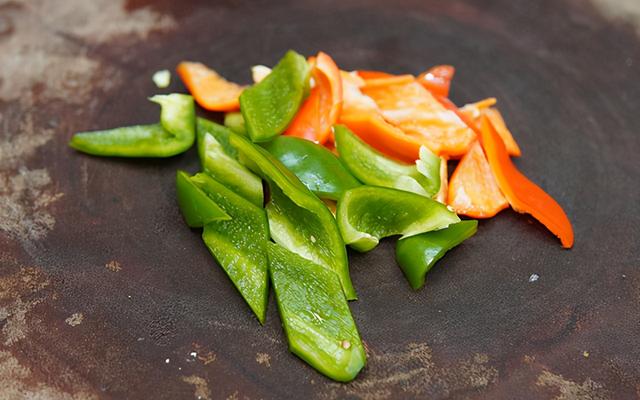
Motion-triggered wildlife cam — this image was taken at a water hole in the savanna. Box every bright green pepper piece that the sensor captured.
[191,172,269,324]
[196,118,263,206]
[176,170,230,227]
[337,186,460,252]
[224,112,247,136]
[262,136,361,200]
[334,124,440,197]
[396,220,478,290]
[267,242,366,382]
[239,50,310,142]
[228,133,357,300]
[70,94,195,157]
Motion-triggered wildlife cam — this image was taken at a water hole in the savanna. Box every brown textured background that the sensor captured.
[1,0,639,399]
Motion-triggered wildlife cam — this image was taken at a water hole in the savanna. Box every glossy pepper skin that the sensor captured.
[334,125,440,197]
[190,172,270,324]
[337,186,460,252]
[240,50,311,142]
[70,94,195,157]
[228,132,357,300]
[395,220,478,289]
[267,242,366,382]
[176,170,230,227]
[223,112,247,136]
[262,136,361,200]
[196,118,263,207]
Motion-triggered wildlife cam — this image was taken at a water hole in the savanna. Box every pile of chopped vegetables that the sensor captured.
[69,50,573,382]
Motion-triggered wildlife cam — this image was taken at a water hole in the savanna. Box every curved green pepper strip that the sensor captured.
[337,186,460,252]
[396,220,478,290]
[267,242,366,382]
[240,50,310,142]
[197,118,263,206]
[228,133,357,300]
[190,172,270,324]
[262,136,361,200]
[334,124,440,197]
[70,94,195,157]
[224,112,247,136]
[176,170,230,227]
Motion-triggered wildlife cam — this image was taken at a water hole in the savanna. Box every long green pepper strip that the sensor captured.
[267,242,366,382]
[197,118,263,206]
[262,136,361,200]
[190,172,270,324]
[228,132,357,300]
[334,124,440,197]
[70,94,195,157]
[337,186,460,252]
[240,50,311,142]
[396,220,478,290]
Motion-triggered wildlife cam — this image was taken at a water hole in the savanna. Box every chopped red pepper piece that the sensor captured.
[417,65,455,98]
[285,52,342,144]
[479,116,574,248]
[448,141,509,218]
[176,62,244,111]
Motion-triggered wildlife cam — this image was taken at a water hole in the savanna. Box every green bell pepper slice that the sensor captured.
[70,94,195,157]
[267,242,366,382]
[334,124,440,197]
[224,112,247,136]
[239,50,310,142]
[262,136,361,200]
[191,172,269,324]
[176,170,230,227]
[228,132,357,300]
[337,186,460,252]
[396,220,478,290]
[197,118,263,206]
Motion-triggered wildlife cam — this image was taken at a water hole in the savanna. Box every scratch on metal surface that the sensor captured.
[181,375,212,400]
[537,370,610,400]
[327,343,498,399]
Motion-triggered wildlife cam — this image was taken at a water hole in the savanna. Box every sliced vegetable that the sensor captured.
[417,65,455,98]
[69,94,195,157]
[267,242,366,382]
[285,52,342,144]
[479,116,574,248]
[435,157,449,204]
[448,141,509,218]
[251,65,272,83]
[337,186,460,252]
[192,172,270,324]
[334,125,439,197]
[361,74,414,89]
[177,62,244,111]
[197,118,263,206]
[262,136,360,200]
[460,99,521,156]
[224,112,247,136]
[339,113,423,163]
[176,170,230,227]
[396,220,477,289]
[240,50,311,142]
[229,133,357,300]
[362,78,475,158]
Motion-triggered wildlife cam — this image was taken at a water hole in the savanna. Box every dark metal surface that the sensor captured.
[1,0,639,398]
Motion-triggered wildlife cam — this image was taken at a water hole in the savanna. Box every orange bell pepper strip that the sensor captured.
[461,99,521,157]
[417,65,455,98]
[285,52,342,144]
[361,74,415,89]
[479,116,574,248]
[339,113,422,163]
[176,62,244,111]
[362,79,475,158]
[448,141,509,218]
[356,70,394,80]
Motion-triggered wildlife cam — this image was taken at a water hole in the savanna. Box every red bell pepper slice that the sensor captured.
[285,52,342,144]
[479,116,574,248]
[417,65,455,98]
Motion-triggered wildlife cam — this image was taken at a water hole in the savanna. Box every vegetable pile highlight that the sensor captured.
[69,50,574,382]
